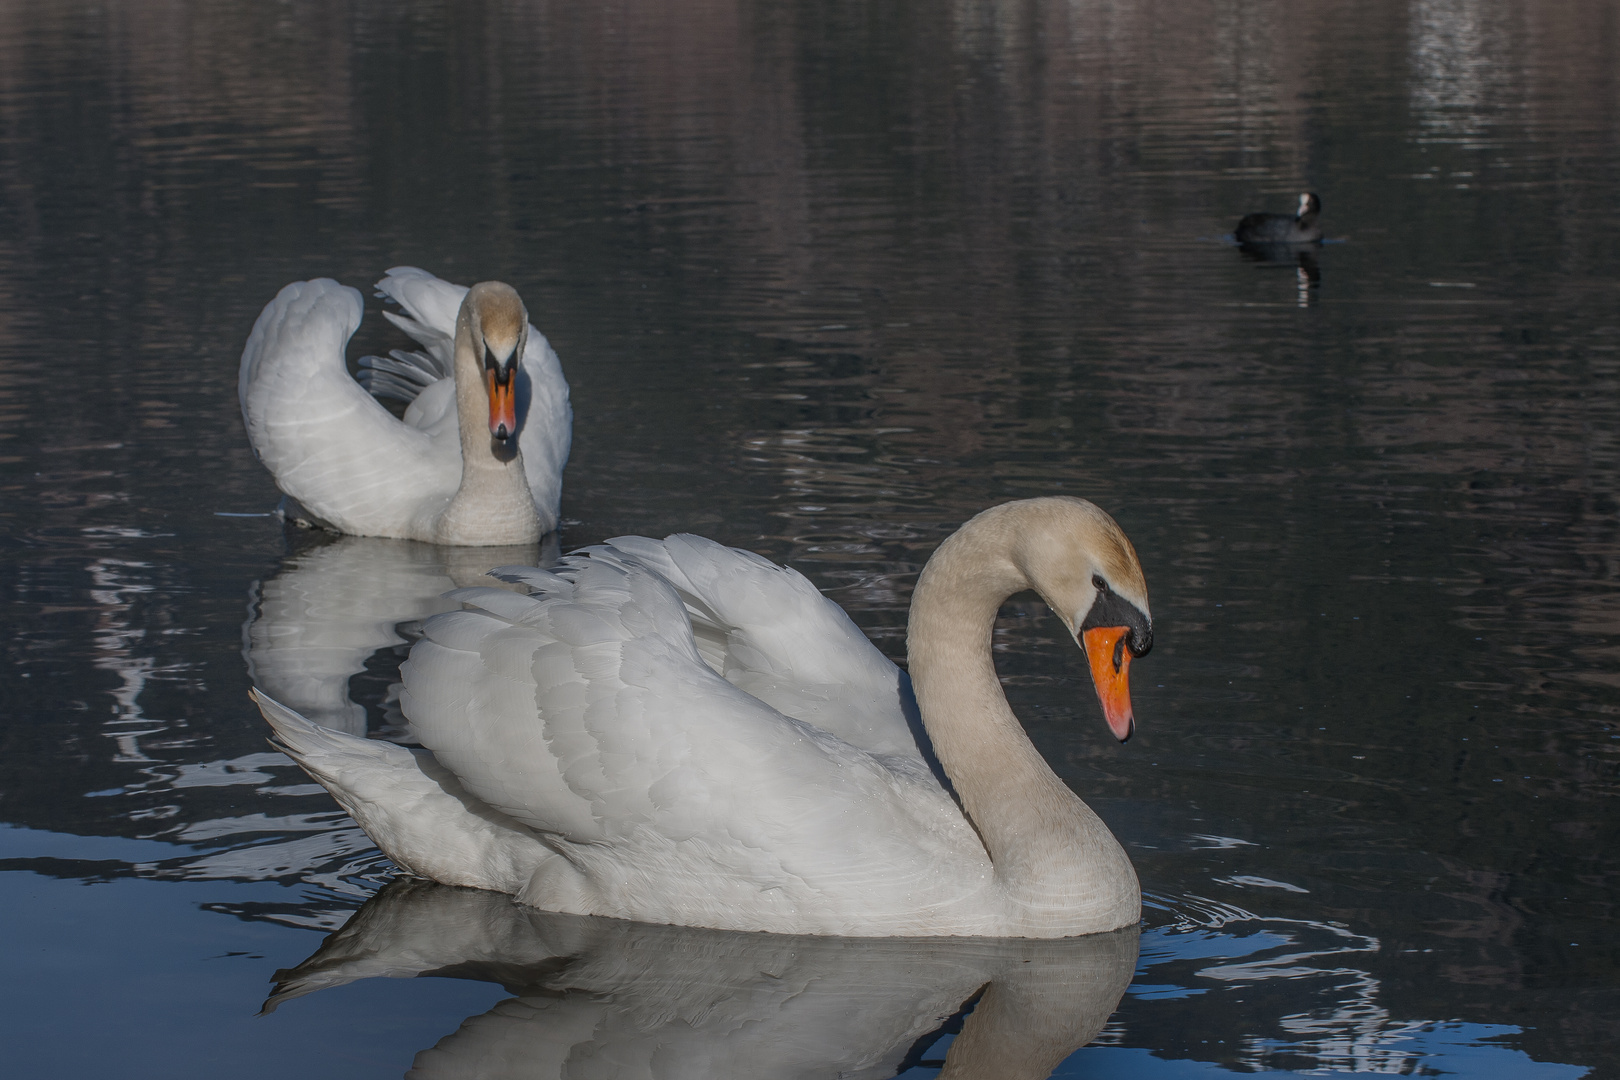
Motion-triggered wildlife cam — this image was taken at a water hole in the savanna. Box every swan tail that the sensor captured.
[250,689,553,894]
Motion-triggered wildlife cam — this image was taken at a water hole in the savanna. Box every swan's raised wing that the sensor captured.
[585,534,924,762]
[239,279,459,537]
[374,266,571,531]
[400,553,982,934]
[373,265,465,366]
[512,328,570,532]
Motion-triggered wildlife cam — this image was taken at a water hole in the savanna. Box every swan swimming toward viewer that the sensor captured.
[239,267,571,545]
[252,496,1154,938]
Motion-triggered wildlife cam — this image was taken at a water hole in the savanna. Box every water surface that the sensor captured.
[1,0,1616,1076]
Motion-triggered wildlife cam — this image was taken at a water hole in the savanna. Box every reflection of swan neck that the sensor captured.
[940,935,1135,1080]
[907,504,1138,931]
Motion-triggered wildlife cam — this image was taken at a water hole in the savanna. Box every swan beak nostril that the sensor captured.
[1082,625,1136,742]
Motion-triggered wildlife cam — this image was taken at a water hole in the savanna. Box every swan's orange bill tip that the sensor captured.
[1082,626,1135,742]
[487,369,517,440]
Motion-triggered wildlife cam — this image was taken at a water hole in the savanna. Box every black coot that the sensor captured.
[1235,192,1322,244]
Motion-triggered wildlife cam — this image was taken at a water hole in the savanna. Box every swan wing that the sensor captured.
[401,553,985,934]
[375,266,571,532]
[374,265,465,366]
[239,279,459,538]
[583,534,924,761]
[356,348,450,406]
[514,328,570,533]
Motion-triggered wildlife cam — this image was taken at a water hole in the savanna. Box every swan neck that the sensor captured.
[906,505,1139,930]
[906,520,1056,832]
[439,317,540,544]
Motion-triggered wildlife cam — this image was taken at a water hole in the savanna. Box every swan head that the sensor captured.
[1003,497,1152,743]
[1297,192,1321,222]
[459,281,529,444]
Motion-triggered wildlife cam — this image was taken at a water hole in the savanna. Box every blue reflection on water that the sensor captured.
[0,821,1594,1079]
[1059,1034,1588,1079]
[0,869,503,1080]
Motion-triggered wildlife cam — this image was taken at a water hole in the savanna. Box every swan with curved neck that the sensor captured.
[239,268,571,545]
[433,282,540,544]
[252,496,1154,937]
[908,498,1151,932]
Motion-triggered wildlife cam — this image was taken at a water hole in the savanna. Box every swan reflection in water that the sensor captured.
[267,879,1139,1080]
[244,532,557,738]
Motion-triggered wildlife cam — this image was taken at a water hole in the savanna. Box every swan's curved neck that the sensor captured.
[437,320,540,545]
[907,507,1138,931]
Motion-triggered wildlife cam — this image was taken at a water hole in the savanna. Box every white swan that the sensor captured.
[252,496,1154,938]
[239,267,571,544]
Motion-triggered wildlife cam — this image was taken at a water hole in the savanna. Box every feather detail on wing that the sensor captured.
[251,689,554,894]
[356,349,450,405]
[578,535,924,761]
[400,551,984,933]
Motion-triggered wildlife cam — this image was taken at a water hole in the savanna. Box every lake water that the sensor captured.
[2,0,1617,1076]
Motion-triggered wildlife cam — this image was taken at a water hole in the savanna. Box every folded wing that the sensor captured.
[401,549,984,933]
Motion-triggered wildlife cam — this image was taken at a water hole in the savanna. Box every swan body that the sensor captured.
[239,268,571,544]
[253,497,1154,938]
[1235,192,1323,244]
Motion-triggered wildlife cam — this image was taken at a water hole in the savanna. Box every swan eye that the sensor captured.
[1091,574,1107,592]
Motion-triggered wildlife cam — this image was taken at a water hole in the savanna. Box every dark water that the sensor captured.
[2,0,1617,1075]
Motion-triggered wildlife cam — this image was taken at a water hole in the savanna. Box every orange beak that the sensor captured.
[1082,626,1135,742]
[486,369,517,441]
